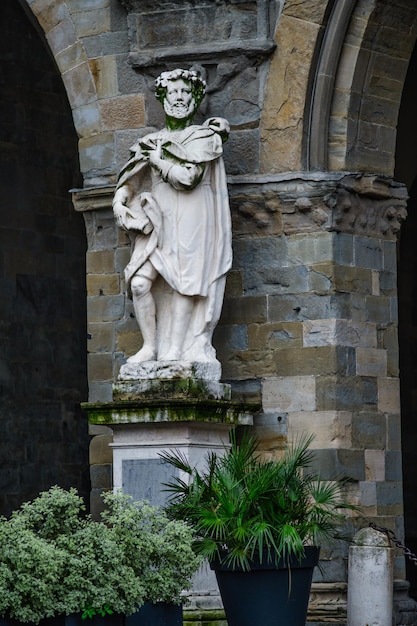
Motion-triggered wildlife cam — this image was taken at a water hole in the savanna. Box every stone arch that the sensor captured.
[23,0,99,140]
[326,0,417,175]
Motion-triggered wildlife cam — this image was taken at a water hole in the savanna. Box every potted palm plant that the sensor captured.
[0,486,200,626]
[160,432,356,626]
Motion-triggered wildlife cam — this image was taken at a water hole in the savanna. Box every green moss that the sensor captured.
[82,397,259,426]
[183,608,227,625]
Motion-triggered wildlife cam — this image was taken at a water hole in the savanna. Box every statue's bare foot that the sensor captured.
[127,346,156,363]
[163,347,182,361]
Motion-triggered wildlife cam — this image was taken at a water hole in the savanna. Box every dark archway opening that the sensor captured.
[0,0,89,514]
[396,39,417,600]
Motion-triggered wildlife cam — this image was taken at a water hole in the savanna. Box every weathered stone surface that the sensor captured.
[365,449,386,481]
[262,376,316,412]
[352,411,386,449]
[89,434,113,465]
[307,449,365,481]
[248,321,303,351]
[113,378,231,401]
[100,94,145,130]
[118,360,222,383]
[88,352,113,381]
[260,15,319,173]
[88,322,115,353]
[378,377,400,413]
[288,411,352,449]
[273,346,356,377]
[87,273,120,296]
[356,347,387,377]
[303,319,376,348]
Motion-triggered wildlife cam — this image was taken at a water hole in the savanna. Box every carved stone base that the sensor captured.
[119,359,222,382]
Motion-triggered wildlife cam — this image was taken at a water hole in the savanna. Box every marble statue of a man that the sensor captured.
[113,69,232,367]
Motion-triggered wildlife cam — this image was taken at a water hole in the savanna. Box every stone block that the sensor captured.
[88,381,113,403]
[356,347,387,377]
[352,411,386,449]
[354,236,384,270]
[87,294,125,322]
[115,246,131,275]
[213,324,248,352]
[390,296,398,323]
[100,95,146,131]
[260,14,318,172]
[287,232,334,265]
[268,294,333,323]
[87,273,120,296]
[376,482,403,516]
[88,322,114,353]
[385,451,403,482]
[387,414,401,451]
[333,265,373,295]
[62,61,96,109]
[307,449,365,481]
[365,449,385,481]
[87,352,113,381]
[378,377,400,413]
[287,411,352,449]
[309,263,334,294]
[224,270,243,298]
[229,379,262,403]
[273,346,355,377]
[333,232,354,266]
[362,377,378,405]
[262,376,316,412]
[379,270,397,295]
[242,265,309,295]
[30,0,70,32]
[86,249,115,273]
[221,296,267,324]
[365,295,391,324]
[360,481,377,509]
[72,8,111,38]
[222,350,276,380]
[247,321,303,351]
[88,56,118,99]
[89,434,113,465]
[72,102,101,139]
[223,129,259,175]
[316,376,364,411]
[98,31,129,55]
[79,132,115,173]
[90,463,112,490]
[303,319,376,348]
[117,330,141,358]
[55,40,87,75]
[283,0,327,23]
[384,240,397,272]
[232,236,288,270]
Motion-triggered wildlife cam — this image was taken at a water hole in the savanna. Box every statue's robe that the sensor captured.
[114,120,232,362]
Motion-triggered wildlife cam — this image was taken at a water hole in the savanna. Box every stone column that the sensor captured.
[347,527,393,626]
[219,171,408,622]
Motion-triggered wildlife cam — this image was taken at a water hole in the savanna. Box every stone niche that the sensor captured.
[118,0,278,67]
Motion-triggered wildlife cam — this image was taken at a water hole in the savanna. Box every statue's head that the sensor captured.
[155,69,206,125]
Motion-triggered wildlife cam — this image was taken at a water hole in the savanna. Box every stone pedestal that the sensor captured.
[83,376,258,620]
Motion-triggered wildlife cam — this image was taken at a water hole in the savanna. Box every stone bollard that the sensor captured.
[347,527,393,626]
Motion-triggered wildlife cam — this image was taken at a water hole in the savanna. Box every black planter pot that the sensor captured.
[0,603,182,626]
[210,546,320,626]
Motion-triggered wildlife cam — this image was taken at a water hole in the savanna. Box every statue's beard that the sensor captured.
[164,98,195,120]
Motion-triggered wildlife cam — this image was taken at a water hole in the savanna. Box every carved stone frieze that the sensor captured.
[117,0,277,68]
[328,174,408,239]
[229,173,408,240]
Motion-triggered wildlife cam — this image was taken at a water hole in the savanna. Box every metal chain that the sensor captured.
[369,523,417,566]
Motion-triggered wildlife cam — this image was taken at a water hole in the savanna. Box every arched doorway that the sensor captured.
[0,0,89,514]
[396,39,417,600]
